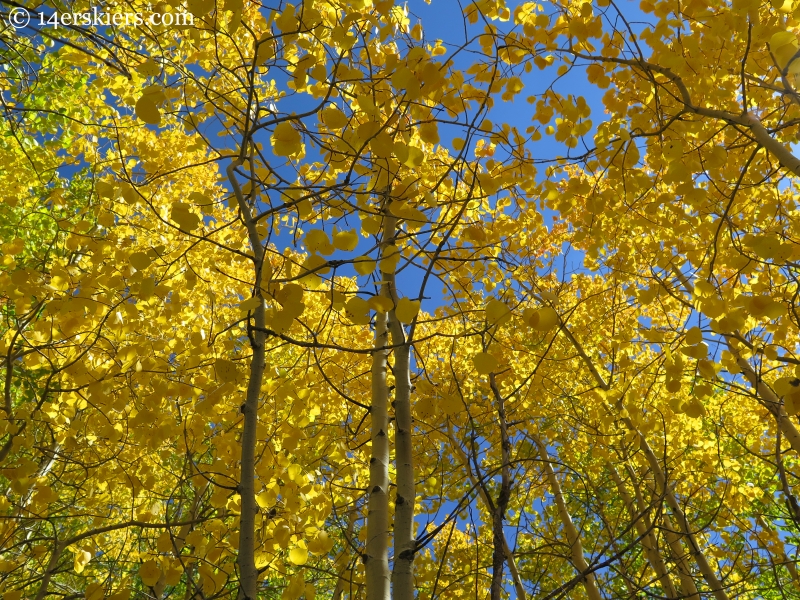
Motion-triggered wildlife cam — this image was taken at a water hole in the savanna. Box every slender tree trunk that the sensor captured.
[632,426,729,600]
[660,511,700,599]
[488,374,513,600]
[557,311,726,600]
[532,435,602,600]
[725,338,800,454]
[447,425,526,599]
[33,541,65,600]
[367,308,390,600]
[375,209,416,600]
[608,462,678,598]
[388,312,414,599]
[228,157,267,600]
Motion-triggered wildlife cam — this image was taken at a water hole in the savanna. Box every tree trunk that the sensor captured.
[381,212,415,600]
[632,426,729,600]
[366,308,391,600]
[725,338,800,454]
[488,374,514,600]
[447,425,526,599]
[532,435,602,600]
[607,462,678,598]
[228,158,267,600]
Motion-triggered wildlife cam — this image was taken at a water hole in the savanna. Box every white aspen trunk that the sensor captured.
[668,266,800,455]
[557,309,726,600]
[388,311,414,600]
[660,511,701,599]
[632,426,729,600]
[33,541,65,600]
[488,374,517,600]
[228,158,267,600]
[532,435,602,600]
[607,462,678,598]
[366,309,390,600]
[725,338,800,454]
[379,210,415,600]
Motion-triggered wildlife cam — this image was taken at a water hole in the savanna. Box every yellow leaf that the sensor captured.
[139,276,156,300]
[404,146,424,167]
[171,203,201,231]
[353,255,376,275]
[684,398,706,419]
[685,326,703,345]
[215,358,238,383]
[305,229,333,255]
[302,254,330,276]
[662,139,683,162]
[135,58,160,78]
[256,491,274,509]
[395,298,420,324]
[697,359,717,380]
[156,531,173,553]
[771,31,800,69]
[419,122,439,145]
[239,296,262,312]
[785,392,800,415]
[139,559,161,586]
[527,307,559,331]
[74,549,92,574]
[473,352,498,375]
[321,105,348,129]
[272,121,303,157]
[288,546,309,565]
[333,229,359,251]
[129,252,152,271]
[186,0,213,17]
[368,295,394,313]
[380,245,401,273]
[135,96,161,126]
[486,299,512,326]
[345,297,370,325]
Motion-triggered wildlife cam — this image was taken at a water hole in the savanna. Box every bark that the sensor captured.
[381,210,415,600]
[366,308,390,600]
[633,427,730,600]
[33,541,65,600]
[607,462,678,598]
[725,338,800,454]
[532,435,602,600]
[486,375,514,600]
[660,512,701,599]
[669,265,800,455]
[228,158,267,600]
[625,464,699,599]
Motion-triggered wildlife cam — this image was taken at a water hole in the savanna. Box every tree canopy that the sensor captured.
[2,0,800,598]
